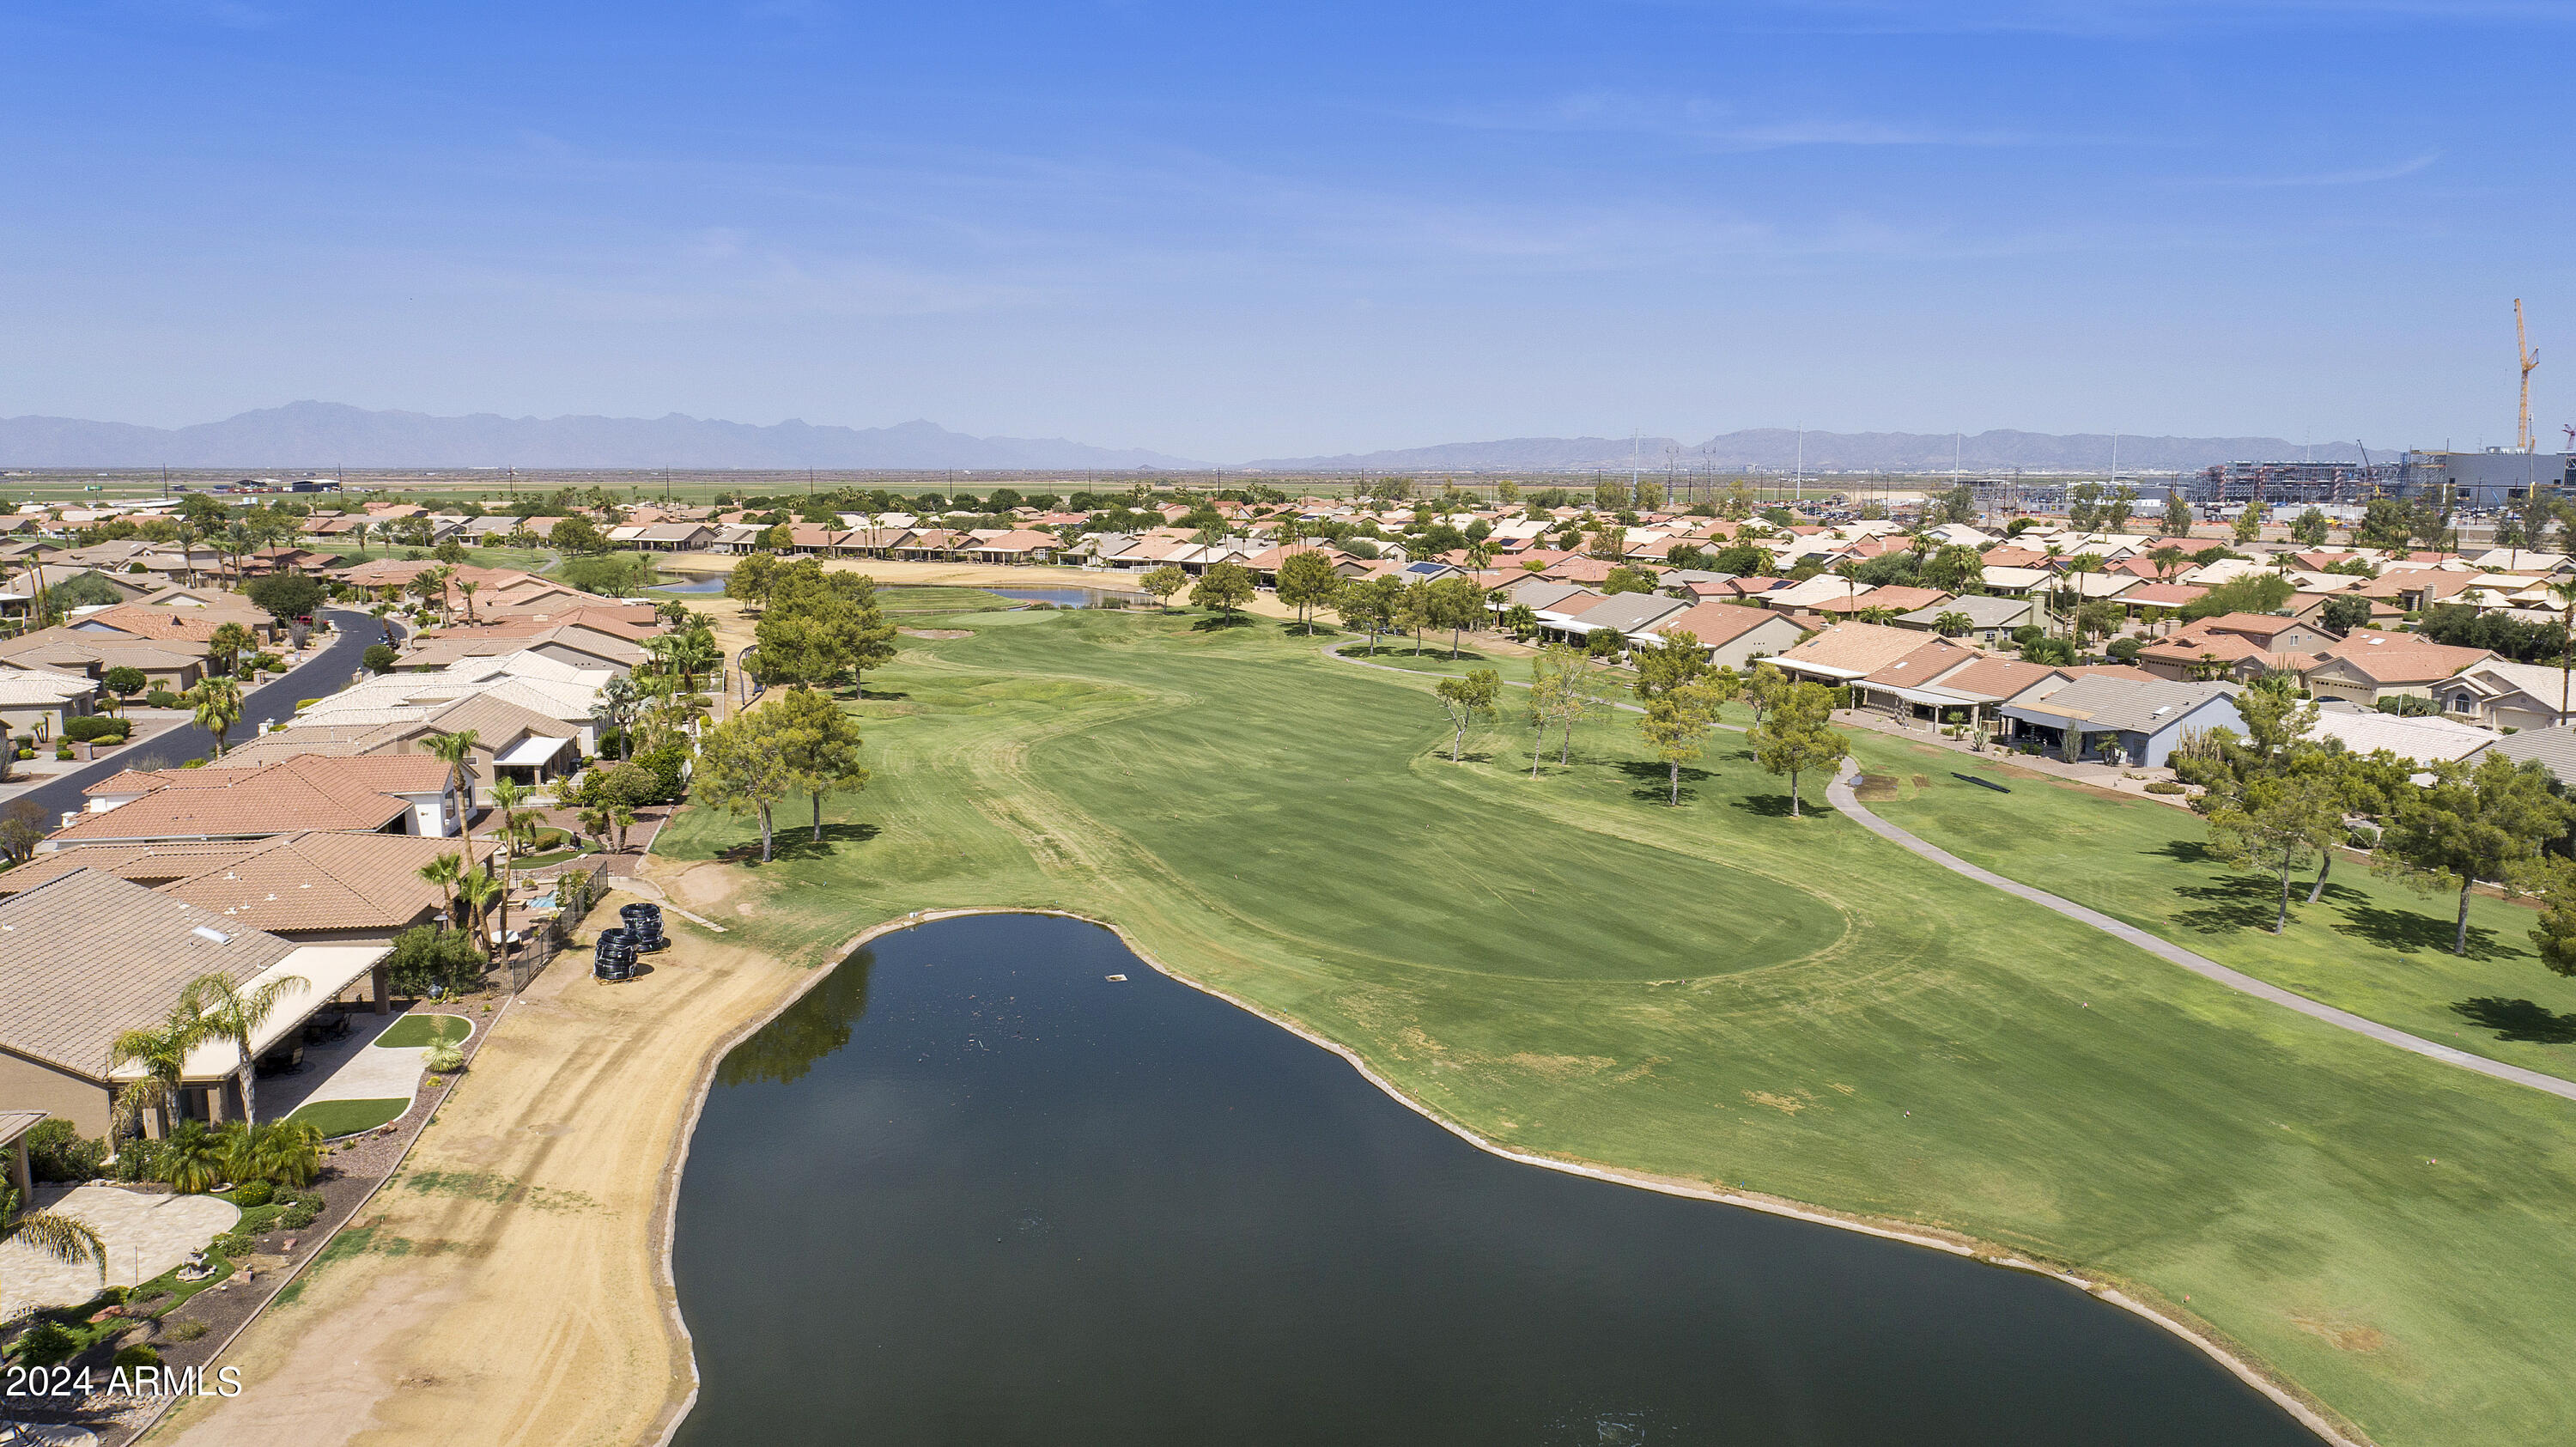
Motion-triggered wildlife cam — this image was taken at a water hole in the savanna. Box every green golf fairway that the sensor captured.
[657,606,2576,1446]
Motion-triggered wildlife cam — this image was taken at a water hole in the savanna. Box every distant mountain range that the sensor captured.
[0,402,1206,471]
[1243,429,2372,474]
[0,404,2374,475]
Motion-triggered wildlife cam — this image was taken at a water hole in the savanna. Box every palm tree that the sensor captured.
[157,1120,228,1193]
[181,970,307,1128]
[222,1119,323,1189]
[187,676,244,757]
[610,803,637,854]
[454,867,503,959]
[209,621,257,676]
[418,851,466,932]
[2,1180,105,1271]
[1932,609,1974,638]
[457,578,478,623]
[109,1001,209,1143]
[427,728,482,817]
[223,521,257,584]
[668,631,721,691]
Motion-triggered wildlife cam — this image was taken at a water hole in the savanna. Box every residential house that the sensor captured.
[2304,706,2499,768]
[1546,592,1686,646]
[0,830,499,948]
[2430,658,2576,733]
[2300,637,2495,708]
[220,690,583,797]
[51,753,465,847]
[1638,601,1806,669]
[1771,622,1943,689]
[1999,677,2245,767]
[0,869,394,1137]
[1893,594,2035,644]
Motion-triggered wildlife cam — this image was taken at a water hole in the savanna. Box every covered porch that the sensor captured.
[111,944,394,1128]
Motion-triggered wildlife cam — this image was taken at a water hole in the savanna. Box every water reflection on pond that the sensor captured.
[671,914,2314,1447]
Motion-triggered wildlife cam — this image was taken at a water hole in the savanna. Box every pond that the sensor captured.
[986,586,1142,608]
[670,914,2316,1447]
[652,576,727,594]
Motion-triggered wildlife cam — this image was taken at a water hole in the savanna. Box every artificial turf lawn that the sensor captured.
[1868,750,2576,1085]
[372,1013,471,1049]
[284,1098,409,1137]
[655,605,2576,1447]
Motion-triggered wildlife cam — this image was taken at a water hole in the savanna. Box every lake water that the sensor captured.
[652,576,727,593]
[987,586,1106,606]
[669,914,2316,1447]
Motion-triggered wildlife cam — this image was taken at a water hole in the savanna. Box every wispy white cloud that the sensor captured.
[2183,149,2440,186]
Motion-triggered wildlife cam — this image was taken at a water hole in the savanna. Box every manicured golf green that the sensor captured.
[1868,750,2576,1085]
[657,606,2576,1447]
[284,1097,409,1137]
[373,1013,471,1049]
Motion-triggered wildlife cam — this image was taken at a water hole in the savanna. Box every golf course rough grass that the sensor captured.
[656,606,2576,1447]
[1868,753,2576,1086]
[284,1097,408,1138]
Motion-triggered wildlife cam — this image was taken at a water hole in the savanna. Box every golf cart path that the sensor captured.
[1824,766,2576,1105]
[1327,638,2576,1106]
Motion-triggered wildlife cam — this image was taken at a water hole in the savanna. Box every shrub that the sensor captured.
[425,1040,466,1074]
[111,1137,164,1183]
[24,1118,105,1182]
[63,716,129,743]
[53,744,72,760]
[113,1343,162,1370]
[146,690,181,708]
[278,1195,322,1231]
[2145,781,2187,795]
[11,1322,79,1367]
[362,643,398,675]
[250,652,284,673]
[168,1319,210,1342]
[231,1179,275,1209]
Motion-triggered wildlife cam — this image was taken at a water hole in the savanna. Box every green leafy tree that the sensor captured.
[1333,575,1400,653]
[2319,594,2373,635]
[1638,677,1732,806]
[1189,562,1255,618]
[245,571,325,629]
[726,550,780,612]
[2206,774,2345,933]
[1751,679,1848,818]
[2521,856,2576,976]
[1630,629,1707,702]
[1425,575,1486,658]
[1432,668,1501,761]
[1275,550,1341,635]
[1601,564,1656,596]
[1140,564,1188,610]
[385,923,485,997]
[696,705,800,861]
[2375,754,2571,955]
[103,665,148,708]
[2291,508,2330,546]
[2165,492,2196,536]
[768,685,871,842]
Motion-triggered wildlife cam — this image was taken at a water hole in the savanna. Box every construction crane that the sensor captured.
[2517,298,2541,453]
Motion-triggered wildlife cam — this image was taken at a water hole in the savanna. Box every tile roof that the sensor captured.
[2308,638,2493,685]
[1645,600,1796,647]
[1773,621,1935,678]
[2477,722,2576,781]
[0,830,492,933]
[2006,676,2240,733]
[53,753,451,843]
[0,868,299,1078]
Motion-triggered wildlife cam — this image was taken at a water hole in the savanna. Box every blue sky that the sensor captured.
[1,0,2569,460]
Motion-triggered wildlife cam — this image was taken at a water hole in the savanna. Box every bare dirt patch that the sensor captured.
[2292,1316,2390,1353]
[899,627,973,640]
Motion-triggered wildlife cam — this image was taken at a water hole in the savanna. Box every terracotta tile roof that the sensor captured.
[0,830,492,934]
[2140,630,2269,664]
[55,753,452,843]
[1773,621,1935,678]
[2308,639,2494,685]
[2200,612,2318,641]
[0,868,298,1078]
[1645,601,1795,648]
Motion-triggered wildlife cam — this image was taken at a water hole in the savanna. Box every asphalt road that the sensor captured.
[8,607,392,825]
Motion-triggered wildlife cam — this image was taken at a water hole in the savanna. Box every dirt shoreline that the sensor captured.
[157,875,2366,1447]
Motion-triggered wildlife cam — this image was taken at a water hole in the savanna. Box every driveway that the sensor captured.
[5,608,392,825]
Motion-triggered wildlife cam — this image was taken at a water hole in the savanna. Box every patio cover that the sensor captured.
[495,734,573,767]
[111,944,391,1082]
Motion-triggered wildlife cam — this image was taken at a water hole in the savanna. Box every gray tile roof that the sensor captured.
[1564,593,1688,634]
[1899,594,2032,627]
[2006,676,2239,734]
[0,868,297,1079]
[2477,723,2576,783]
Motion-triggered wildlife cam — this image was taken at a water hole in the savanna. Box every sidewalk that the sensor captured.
[0,710,198,810]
